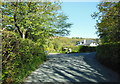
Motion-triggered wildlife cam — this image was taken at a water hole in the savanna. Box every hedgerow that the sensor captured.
[61,45,96,53]
[79,46,96,53]
[2,31,46,83]
[96,42,120,73]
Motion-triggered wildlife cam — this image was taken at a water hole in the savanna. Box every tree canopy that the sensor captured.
[92,1,120,43]
[2,2,72,41]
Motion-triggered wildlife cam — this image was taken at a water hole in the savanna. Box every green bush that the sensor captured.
[96,42,120,73]
[79,45,96,52]
[2,31,46,83]
[71,46,80,53]
[61,45,96,53]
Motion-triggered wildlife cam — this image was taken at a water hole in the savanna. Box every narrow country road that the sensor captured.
[24,52,120,82]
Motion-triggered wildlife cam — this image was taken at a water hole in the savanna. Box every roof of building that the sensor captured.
[79,40,96,45]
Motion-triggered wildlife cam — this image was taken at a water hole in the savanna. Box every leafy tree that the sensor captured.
[2,2,72,83]
[2,2,72,41]
[92,1,120,43]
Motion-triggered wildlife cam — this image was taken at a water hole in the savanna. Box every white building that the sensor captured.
[76,39,98,46]
[90,42,98,46]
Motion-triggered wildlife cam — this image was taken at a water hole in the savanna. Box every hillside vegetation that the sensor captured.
[44,36,97,53]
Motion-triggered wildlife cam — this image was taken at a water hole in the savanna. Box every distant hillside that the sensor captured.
[44,36,99,53]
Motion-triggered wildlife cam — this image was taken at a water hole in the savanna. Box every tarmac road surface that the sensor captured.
[24,52,120,83]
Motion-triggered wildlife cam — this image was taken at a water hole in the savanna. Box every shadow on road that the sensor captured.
[24,52,120,83]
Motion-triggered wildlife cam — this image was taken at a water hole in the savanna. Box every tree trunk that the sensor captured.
[14,4,23,38]
[22,29,27,39]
